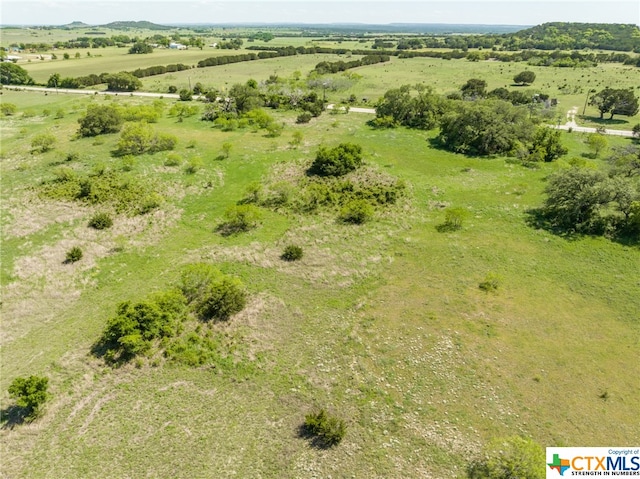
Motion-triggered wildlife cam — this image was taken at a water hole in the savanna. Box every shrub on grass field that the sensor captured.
[1,103,17,116]
[65,246,83,263]
[77,104,124,137]
[437,207,467,232]
[179,263,247,321]
[467,436,544,479]
[302,409,346,448]
[296,112,313,123]
[281,244,303,261]
[115,122,178,156]
[7,375,50,421]
[185,156,203,174]
[88,212,113,230]
[96,289,186,364]
[339,199,373,224]
[217,204,262,235]
[310,143,363,177]
[164,153,182,166]
[479,272,501,292]
[196,277,247,322]
[31,133,57,153]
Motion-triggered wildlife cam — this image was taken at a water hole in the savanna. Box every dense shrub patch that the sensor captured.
[310,143,363,177]
[40,169,160,215]
[95,289,186,364]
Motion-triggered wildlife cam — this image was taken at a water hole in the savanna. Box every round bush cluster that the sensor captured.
[88,212,113,230]
[65,246,83,263]
[281,245,303,261]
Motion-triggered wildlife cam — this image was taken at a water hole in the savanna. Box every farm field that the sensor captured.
[1,23,640,479]
[5,29,639,128]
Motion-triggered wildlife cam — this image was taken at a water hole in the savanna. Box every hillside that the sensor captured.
[100,20,173,31]
[506,22,640,51]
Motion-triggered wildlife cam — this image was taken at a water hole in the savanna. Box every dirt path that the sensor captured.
[552,106,634,137]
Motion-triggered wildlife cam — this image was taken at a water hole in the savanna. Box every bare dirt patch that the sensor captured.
[1,205,182,347]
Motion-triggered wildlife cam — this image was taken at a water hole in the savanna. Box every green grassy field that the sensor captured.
[1,30,639,478]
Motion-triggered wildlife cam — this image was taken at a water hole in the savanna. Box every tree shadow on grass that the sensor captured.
[525,207,639,247]
[524,207,583,241]
[215,222,249,237]
[1,405,30,430]
[577,115,629,127]
[296,424,337,450]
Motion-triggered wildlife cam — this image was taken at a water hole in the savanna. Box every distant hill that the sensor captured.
[100,21,173,31]
[64,21,91,28]
[506,22,640,51]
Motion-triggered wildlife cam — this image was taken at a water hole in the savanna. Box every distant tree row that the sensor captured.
[313,55,390,74]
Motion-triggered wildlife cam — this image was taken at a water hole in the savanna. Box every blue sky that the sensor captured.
[1,1,639,26]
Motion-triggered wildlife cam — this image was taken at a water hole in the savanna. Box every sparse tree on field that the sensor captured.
[587,133,608,158]
[590,88,639,120]
[513,71,536,85]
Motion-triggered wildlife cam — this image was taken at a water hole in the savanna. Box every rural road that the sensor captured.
[6,88,636,138]
[7,85,184,99]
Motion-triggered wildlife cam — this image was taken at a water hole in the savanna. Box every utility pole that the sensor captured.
[583,89,595,115]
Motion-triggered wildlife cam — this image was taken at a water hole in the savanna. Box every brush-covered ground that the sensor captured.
[1,88,638,478]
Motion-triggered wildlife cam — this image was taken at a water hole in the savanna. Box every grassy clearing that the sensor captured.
[1,58,639,479]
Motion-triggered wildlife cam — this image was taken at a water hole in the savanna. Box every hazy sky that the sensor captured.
[1,1,639,26]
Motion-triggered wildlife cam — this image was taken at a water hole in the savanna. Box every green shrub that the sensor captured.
[262,181,294,207]
[221,142,233,159]
[31,133,57,153]
[8,375,50,421]
[310,143,363,177]
[96,290,186,364]
[296,112,312,124]
[265,122,284,137]
[77,104,123,137]
[65,151,79,162]
[185,156,204,174]
[479,272,501,292]
[438,207,468,232]
[88,212,113,230]
[467,436,544,479]
[179,89,193,101]
[302,409,346,448]
[179,263,224,303]
[281,244,303,261]
[41,169,155,215]
[115,122,177,156]
[65,246,83,263]
[120,155,136,171]
[217,204,262,235]
[164,153,182,166]
[1,103,17,116]
[339,199,374,224]
[196,277,247,321]
[138,192,163,215]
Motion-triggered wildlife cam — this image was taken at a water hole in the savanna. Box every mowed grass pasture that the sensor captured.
[1,28,640,478]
